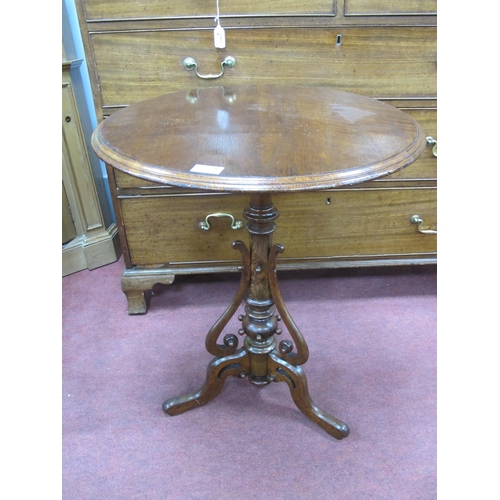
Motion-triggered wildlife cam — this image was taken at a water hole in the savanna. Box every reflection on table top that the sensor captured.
[92,85,426,192]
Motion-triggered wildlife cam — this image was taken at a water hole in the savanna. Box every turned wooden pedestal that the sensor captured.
[163,192,350,439]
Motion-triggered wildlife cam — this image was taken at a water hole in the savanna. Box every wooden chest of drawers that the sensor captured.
[76,0,437,314]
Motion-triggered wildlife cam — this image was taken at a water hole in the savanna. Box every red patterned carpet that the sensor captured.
[63,258,436,499]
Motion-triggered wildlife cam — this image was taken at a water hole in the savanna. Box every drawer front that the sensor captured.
[91,26,436,107]
[121,193,250,264]
[83,0,336,20]
[120,189,436,266]
[274,189,436,258]
[345,0,437,15]
[384,107,437,181]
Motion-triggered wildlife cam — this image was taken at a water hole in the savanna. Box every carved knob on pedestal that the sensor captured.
[279,340,294,355]
[223,334,238,348]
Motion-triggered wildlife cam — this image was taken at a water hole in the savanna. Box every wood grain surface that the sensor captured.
[92,85,426,192]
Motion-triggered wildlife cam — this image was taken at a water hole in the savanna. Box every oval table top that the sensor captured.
[92,85,426,192]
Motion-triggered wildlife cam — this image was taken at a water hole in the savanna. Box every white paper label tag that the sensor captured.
[214,25,226,48]
[190,164,225,175]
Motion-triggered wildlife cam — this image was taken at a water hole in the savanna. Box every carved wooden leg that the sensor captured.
[205,240,251,358]
[122,290,149,315]
[121,268,175,314]
[268,351,350,440]
[162,348,250,416]
[163,241,251,416]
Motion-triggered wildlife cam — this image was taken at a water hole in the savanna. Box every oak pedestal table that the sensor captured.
[92,85,426,440]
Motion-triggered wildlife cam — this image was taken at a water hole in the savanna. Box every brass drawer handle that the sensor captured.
[198,213,244,231]
[410,215,437,235]
[182,56,236,80]
[426,136,437,157]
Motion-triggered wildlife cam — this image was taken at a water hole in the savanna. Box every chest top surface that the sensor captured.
[92,85,425,192]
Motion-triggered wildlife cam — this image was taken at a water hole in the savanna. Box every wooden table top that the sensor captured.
[92,85,426,192]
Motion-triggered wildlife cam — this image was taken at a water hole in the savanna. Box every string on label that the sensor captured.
[214,0,226,48]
